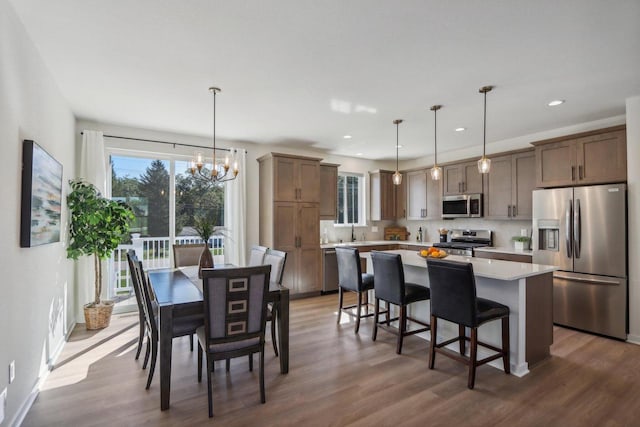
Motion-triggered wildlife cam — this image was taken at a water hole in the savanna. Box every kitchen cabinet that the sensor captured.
[474,250,532,263]
[443,160,483,196]
[319,163,339,220]
[272,153,320,202]
[406,169,442,220]
[533,125,626,188]
[484,150,535,220]
[370,170,404,221]
[258,153,322,296]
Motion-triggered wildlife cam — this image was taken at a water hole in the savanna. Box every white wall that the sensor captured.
[0,0,76,425]
[626,95,640,344]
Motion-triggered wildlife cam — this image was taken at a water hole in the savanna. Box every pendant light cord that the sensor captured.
[434,108,438,165]
[212,89,217,166]
[483,89,487,158]
[396,121,399,171]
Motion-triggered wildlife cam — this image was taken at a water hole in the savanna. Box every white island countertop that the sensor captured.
[362,249,557,281]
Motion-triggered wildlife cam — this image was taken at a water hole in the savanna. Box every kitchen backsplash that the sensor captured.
[321,218,532,248]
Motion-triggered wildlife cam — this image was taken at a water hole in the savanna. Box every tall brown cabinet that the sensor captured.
[258,153,322,296]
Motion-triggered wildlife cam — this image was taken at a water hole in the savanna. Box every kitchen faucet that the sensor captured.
[351,224,356,242]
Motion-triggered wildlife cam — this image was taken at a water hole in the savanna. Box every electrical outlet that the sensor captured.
[9,361,15,384]
[0,387,7,424]
[371,226,378,233]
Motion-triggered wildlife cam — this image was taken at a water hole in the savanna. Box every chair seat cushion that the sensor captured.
[196,326,260,354]
[404,283,430,304]
[361,273,374,291]
[476,297,509,325]
[172,315,203,338]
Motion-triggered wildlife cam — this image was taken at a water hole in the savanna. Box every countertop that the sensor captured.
[473,246,533,257]
[361,249,557,281]
[321,240,436,249]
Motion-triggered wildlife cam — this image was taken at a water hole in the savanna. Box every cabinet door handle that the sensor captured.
[571,166,575,181]
[508,205,512,217]
[513,205,517,217]
[578,165,583,180]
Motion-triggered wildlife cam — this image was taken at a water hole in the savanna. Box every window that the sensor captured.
[336,172,365,226]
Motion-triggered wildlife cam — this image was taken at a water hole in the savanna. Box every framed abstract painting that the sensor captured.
[20,140,63,247]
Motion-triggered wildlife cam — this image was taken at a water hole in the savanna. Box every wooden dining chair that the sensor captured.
[248,245,268,266]
[126,250,148,361]
[172,243,206,350]
[197,265,272,418]
[263,248,287,357]
[173,243,207,267]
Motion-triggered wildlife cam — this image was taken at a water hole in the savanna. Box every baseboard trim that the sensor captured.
[626,334,640,345]
[10,321,76,427]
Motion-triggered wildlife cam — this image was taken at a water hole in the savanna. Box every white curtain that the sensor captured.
[224,148,247,266]
[75,130,107,323]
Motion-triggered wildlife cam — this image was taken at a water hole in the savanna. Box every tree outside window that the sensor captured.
[337,172,365,226]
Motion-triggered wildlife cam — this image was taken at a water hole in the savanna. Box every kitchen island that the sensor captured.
[362,249,557,377]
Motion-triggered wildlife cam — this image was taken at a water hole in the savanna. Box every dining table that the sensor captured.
[148,265,290,410]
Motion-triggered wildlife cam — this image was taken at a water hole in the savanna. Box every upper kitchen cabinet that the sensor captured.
[484,150,535,220]
[533,125,627,188]
[443,160,483,196]
[406,169,442,220]
[269,153,321,202]
[370,170,403,221]
[319,163,339,220]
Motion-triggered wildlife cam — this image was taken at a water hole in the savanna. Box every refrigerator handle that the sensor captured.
[565,199,572,258]
[574,198,581,259]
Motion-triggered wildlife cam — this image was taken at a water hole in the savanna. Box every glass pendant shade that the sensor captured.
[392,171,403,185]
[430,165,442,180]
[477,156,491,174]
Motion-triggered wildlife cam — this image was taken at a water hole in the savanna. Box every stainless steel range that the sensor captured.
[433,229,492,256]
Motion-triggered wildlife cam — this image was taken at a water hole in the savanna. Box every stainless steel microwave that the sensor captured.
[442,194,483,218]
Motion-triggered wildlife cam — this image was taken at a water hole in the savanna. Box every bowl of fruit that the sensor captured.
[419,247,448,258]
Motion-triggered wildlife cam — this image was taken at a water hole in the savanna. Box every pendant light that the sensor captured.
[392,119,403,186]
[477,85,493,174]
[189,86,239,183]
[430,105,442,180]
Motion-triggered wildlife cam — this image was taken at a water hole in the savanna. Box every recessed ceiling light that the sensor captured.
[356,152,363,156]
[548,99,565,106]
[343,134,352,139]
[455,127,466,132]
[395,145,403,149]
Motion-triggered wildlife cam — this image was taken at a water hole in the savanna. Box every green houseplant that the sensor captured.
[67,179,134,329]
[512,236,531,252]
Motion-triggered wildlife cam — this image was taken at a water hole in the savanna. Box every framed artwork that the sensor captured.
[20,140,63,247]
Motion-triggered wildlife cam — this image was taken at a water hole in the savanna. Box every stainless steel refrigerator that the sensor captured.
[532,183,627,340]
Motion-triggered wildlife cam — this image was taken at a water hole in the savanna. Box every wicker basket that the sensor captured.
[84,301,115,330]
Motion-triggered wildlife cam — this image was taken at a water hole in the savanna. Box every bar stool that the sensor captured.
[335,247,375,333]
[370,251,430,354]
[426,258,510,389]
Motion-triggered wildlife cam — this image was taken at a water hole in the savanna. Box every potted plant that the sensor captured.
[67,179,134,329]
[512,236,531,252]
[193,215,215,277]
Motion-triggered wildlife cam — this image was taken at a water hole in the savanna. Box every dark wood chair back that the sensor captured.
[201,265,271,348]
[427,258,478,328]
[370,251,406,305]
[173,243,207,267]
[335,247,364,292]
[126,250,146,317]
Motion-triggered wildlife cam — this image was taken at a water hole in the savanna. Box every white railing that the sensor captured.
[109,235,225,299]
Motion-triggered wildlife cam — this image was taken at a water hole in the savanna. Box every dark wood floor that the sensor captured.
[23,294,640,426]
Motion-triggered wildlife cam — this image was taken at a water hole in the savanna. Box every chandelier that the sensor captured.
[189,86,239,182]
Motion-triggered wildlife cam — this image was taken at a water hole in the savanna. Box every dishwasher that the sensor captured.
[322,249,339,293]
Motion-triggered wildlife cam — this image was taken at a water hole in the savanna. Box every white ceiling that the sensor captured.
[9,0,640,160]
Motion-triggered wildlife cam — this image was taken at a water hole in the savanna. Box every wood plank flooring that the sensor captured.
[23,294,640,426]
